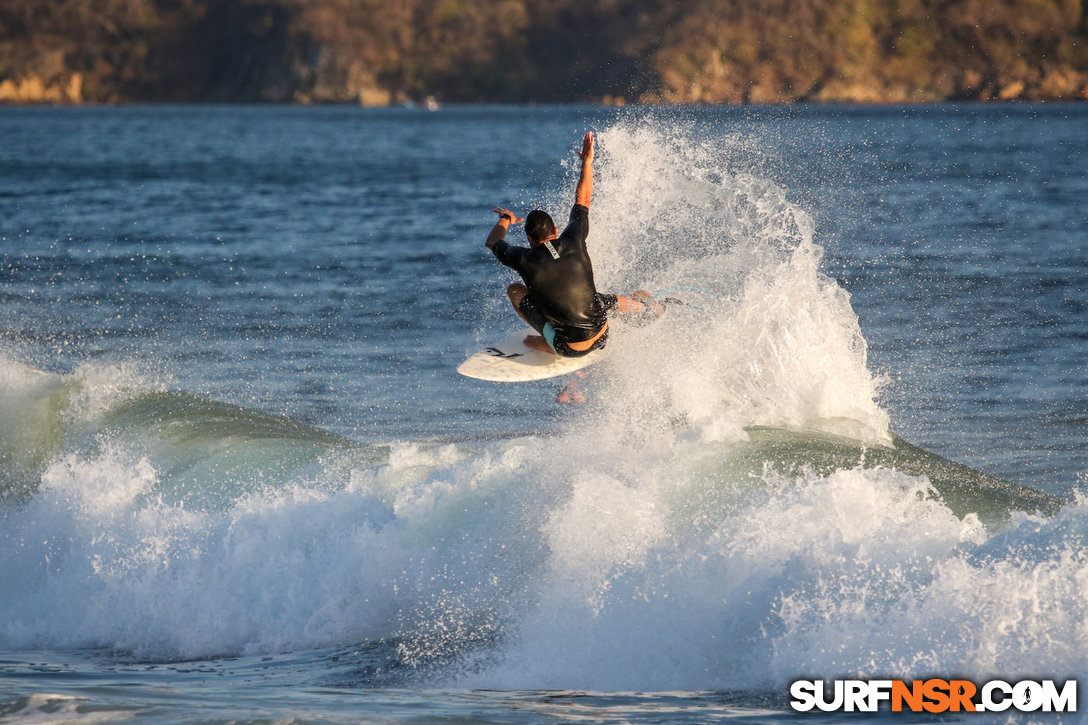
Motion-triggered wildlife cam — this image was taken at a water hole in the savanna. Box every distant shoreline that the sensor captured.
[3,97,1086,109]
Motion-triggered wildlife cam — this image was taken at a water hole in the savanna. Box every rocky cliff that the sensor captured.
[2,0,1086,104]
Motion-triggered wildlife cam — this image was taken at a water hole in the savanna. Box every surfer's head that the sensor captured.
[525,210,557,244]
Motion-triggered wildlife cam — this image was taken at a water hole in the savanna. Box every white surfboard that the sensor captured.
[457,330,605,382]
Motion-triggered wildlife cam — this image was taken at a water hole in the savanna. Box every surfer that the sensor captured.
[485,131,656,357]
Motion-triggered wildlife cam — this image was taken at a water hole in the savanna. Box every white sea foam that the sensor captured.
[0,356,1085,690]
[8,693,122,724]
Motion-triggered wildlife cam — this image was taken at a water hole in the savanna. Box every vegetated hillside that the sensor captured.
[2,0,1086,104]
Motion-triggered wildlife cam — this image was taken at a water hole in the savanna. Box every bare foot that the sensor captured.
[557,382,586,404]
[556,371,588,404]
[524,335,556,354]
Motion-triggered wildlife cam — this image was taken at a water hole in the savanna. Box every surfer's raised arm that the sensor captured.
[485,207,523,250]
[575,132,594,208]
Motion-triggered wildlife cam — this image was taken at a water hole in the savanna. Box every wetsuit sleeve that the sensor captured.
[596,293,618,311]
[491,240,526,270]
[559,204,589,245]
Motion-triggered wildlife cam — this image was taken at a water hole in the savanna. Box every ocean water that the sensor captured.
[0,103,1085,723]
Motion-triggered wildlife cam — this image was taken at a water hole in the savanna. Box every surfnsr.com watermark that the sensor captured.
[790,679,1077,713]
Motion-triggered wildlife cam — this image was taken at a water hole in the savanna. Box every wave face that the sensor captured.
[0,120,1080,694]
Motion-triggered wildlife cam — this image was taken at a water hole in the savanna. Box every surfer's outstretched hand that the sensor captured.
[615,289,665,317]
[492,207,523,224]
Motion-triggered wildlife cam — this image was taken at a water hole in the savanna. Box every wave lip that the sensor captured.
[741,426,1062,520]
[0,356,386,508]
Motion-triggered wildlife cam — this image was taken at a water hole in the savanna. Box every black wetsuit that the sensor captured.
[491,204,616,357]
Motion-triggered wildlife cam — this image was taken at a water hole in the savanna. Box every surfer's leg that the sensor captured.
[506,284,541,331]
[507,283,558,354]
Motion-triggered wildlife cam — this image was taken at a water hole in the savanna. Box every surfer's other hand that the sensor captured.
[579,132,595,163]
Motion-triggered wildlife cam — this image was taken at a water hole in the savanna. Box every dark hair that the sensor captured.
[525,210,556,243]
